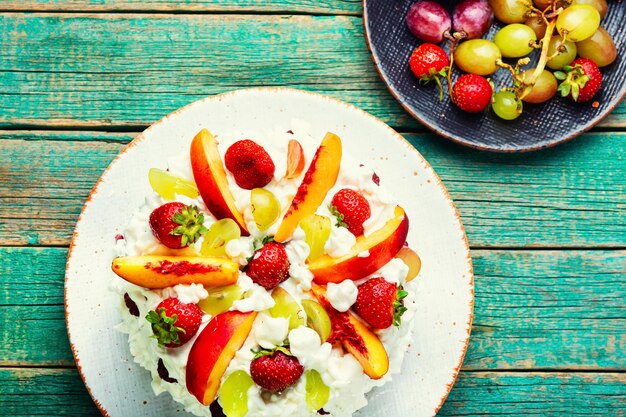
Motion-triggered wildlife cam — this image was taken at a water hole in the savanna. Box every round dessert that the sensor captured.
[111,122,421,417]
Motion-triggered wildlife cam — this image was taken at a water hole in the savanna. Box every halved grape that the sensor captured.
[576,27,617,68]
[556,4,600,42]
[395,247,422,282]
[494,23,537,58]
[299,214,331,261]
[198,285,243,315]
[452,0,494,39]
[250,188,281,231]
[219,370,254,417]
[269,287,305,330]
[546,36,577,70]
[200,218,241,257]
[488,0,530,24]
[521,68,557,103]
[305,370,330,411]
[454,39,502,75]
[148,168,199,201]
[301,299,332,342]
[492,91,523,120]
[406,0,452,43]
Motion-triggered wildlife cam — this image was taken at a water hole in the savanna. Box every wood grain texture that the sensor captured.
[0,0,361,14]
[0,14,623,130]
[2,247,624,369]
[1,367,624,416]
[1,131,624,248]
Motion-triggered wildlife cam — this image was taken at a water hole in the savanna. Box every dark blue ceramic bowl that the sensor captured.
[363,0,626,152]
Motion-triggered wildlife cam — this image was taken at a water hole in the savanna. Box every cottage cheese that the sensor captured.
[112,121,419,417]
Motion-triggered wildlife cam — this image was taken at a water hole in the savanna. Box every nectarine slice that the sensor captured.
[311,284,389,379]
[187,311,257,405]
[111,256,238,289]
[190,129,249,235]
[274,132,342,242]
[309,206,409,283]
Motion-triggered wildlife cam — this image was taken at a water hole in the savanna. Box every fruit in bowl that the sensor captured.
[111,123,421,417]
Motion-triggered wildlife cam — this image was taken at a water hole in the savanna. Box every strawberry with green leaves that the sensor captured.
[330,189,371,236]
[149,202,207,249]
[249,347,304,393]
[555,58,602,103]
[353,278,408,329]
[146,297,203,348]
[409,43,450,100]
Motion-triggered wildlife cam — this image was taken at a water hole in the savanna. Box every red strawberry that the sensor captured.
[353,278,408,329]
[555,58,602,103]
[409,43,450,100]
[224,139,275,189]
[330,189,371,236]
[149,202,207,249]
[146,297,203,348]
[246,242,290,290]
[451,74,492,113]
[250,348,304,393]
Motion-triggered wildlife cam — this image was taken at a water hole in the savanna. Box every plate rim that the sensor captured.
[64,86,474,417]
[362,0,626,153]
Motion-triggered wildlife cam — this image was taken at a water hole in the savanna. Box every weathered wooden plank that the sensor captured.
[0,14,623,130]
[2,131,624,247]
[0,0,361,14]
[2,247,624,370]
[1,368,624,416]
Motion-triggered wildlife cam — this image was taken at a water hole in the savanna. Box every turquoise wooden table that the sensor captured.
[1,1,625,416]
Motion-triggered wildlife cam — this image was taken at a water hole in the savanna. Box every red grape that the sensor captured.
[453,0,494,39]
[406,0,452,43]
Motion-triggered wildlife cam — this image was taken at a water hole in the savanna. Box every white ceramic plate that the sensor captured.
[65,88,473,417]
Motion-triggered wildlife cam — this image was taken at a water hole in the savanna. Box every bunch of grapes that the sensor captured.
[406,0,616,120]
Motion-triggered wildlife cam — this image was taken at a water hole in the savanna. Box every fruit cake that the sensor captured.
[111,122,422,417]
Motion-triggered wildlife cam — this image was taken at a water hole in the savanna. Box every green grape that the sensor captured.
[269,287,305,330]
[301,299,332,342]
[488,0,530,24]
[454,39,502,76]
[148,168,199,201]
[494,24,537,58]
[198,285,243,315]
[571,0,607,18]
[520,68,557,104]
[250,188,280,231]
[556,5,600,42]
[305,370,330,412]
[546,37,577,70]
[492,91,523,121]
[219,370,254,417]
[576,27,617,68]
[299,214,331,261]
[201,218,241,257]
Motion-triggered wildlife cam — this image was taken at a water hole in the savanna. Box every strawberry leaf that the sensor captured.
[329,205,348,229]
[554,71,567,81]
[392,287,409,327]
[146,307,185,347]
[169,205,207,247]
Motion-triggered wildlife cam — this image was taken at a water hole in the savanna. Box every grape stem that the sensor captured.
[518,18,558,100]
[445,32,466,98]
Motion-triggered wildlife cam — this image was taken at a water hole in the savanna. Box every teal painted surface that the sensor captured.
[2,131,624,247]
[0,14,623,130]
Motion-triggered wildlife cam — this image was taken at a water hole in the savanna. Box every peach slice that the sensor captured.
[190,129,249,235]
[274,132,342,243]
[186,311,257,405]
[111,256,238,289]
[311,284,389,379]
[309,206,409,283]
[285,139,305,179]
